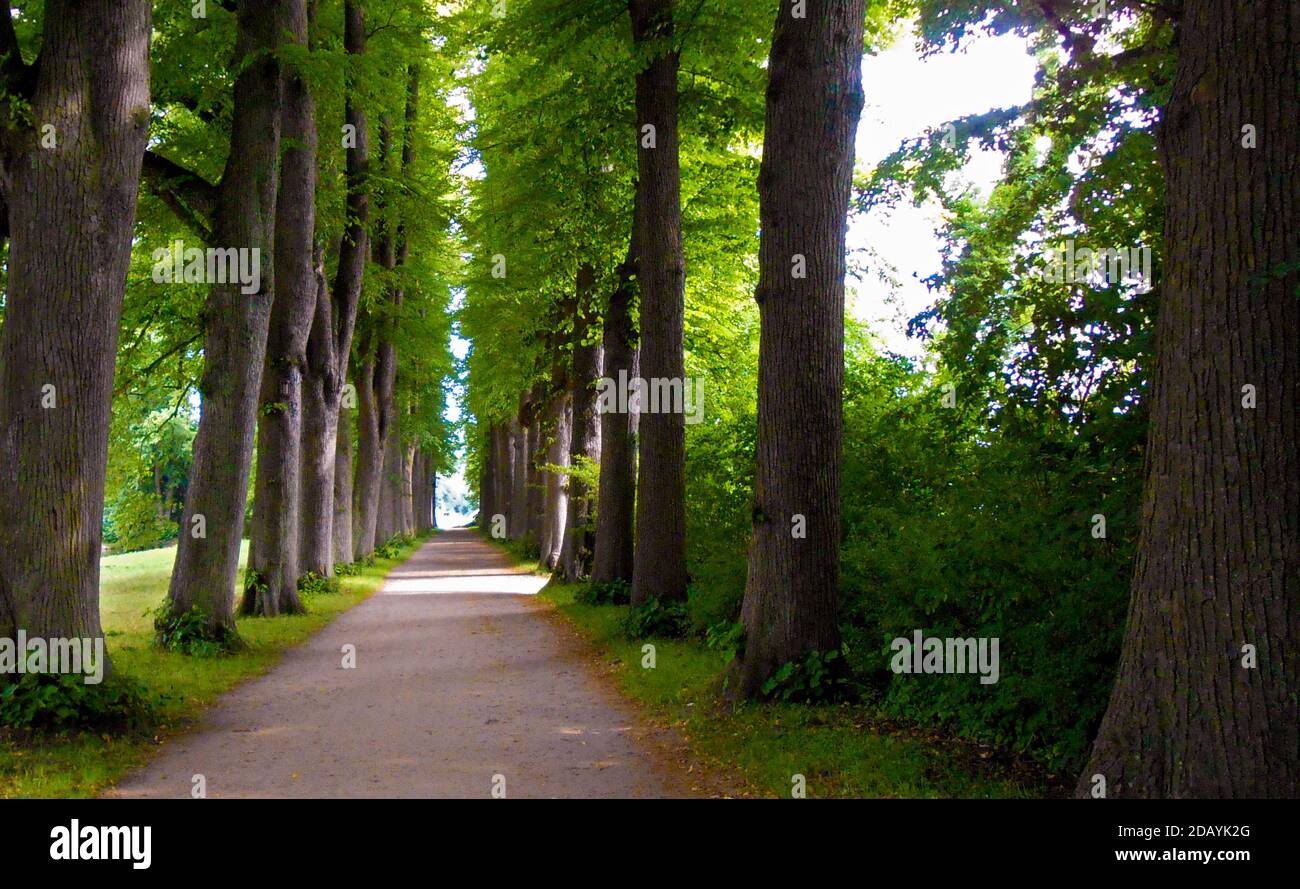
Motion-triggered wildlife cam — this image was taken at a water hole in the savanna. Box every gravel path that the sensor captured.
[108,529,695,799]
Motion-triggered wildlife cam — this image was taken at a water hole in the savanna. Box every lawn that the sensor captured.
[539,578,1063,799]
[0,537,426,798]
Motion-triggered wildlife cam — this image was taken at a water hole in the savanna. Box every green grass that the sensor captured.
[540,579,1060,799]
[0,536,427,798]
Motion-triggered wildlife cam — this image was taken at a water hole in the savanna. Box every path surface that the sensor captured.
[109,530,695,799]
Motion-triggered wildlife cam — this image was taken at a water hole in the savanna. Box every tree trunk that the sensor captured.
[491,422,512,533]
[245,0,316,617]
[1077,0,1300,798]
[375,410,402,544]
[352,334,396,557]
[526,404,546,547]
[299,0,368,578]
[558,264,605,581]
[629,0,688,605]
[401,440,417,535]
[479,426,496,527]
[509,414,528,539]
[332,403,355,565]
[733,0,865,698]
[0,1,152,652]
[592,232,640,584]
[539,392,571,569]
[168,0,287,641]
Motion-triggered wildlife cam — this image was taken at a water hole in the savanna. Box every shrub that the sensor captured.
[760,649,856,704]
[621,598,690,640]
[0,670,157,735]
[575,579,630,606]
[151,602,238,656]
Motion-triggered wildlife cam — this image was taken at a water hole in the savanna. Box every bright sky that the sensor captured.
[849,29,1038,358]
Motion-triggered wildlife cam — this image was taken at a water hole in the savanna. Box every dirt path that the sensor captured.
[109,529,696,799]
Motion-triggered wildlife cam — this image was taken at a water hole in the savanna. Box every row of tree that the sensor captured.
[0,0,457,654]
[462,0,1298,797]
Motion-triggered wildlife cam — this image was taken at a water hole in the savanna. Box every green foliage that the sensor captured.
[760,650,857,704]
[0,671,157,736]
[297,572,341,598]
[151,603,238,657]
[575,579,630,606]
[334,560,364,577]
[621,598,690,641]
[374,534,414,560]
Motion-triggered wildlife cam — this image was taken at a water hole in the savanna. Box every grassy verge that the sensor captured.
[539,576,1062,798]
[0,535,427,798]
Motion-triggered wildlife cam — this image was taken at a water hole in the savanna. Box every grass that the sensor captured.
[0,535,427,798]
[539,577,1061,799]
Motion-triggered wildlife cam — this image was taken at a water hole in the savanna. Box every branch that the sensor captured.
[0,1,31,96]
[141,151,218,242]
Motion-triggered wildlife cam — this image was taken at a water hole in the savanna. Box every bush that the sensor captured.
[759,649,856,704]
[621,598,690,640]
[297,571,341,598]
[575,579,630,606]
[0,670,157,735]
[151,602,238,656]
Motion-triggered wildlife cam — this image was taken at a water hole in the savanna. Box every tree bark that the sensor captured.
[332,403,355,565]
[0,0,152,651]
[491,422,512,533]
[526,398,547,547]
[245,0,316,617]
[300,0,368,578]
[592,232,640,584]
[479,426,496,527]
[168,0,287,640]
[733,0,865,698]
[1077,0,1300,798]
[558,264,605,581]
[539,391,571,569]
[629,0,688,605]
[509,414,528,539]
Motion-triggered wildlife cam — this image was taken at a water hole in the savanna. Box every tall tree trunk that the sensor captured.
[245,0,316,617]
[558,264,605,581]
[0,0,152,651]
[300,0,368,577]
[401,440,417,535]
[375,411,402,543]
[491,422,512,533]
[1078,0,1300,798]
[542,394,571,569]
[352,329,396,558]
[629,0,688,605]
[733,0,865,698]
[526,404,546,547]
[592,232,640,584]
[479,426,496,527]
[168,0,287,641]
[332,403,355,564]
[509,414,528,539]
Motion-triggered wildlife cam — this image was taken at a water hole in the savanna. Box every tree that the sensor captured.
[165,0,288,643]
[629,0,689,606]
[0,0,153,650]
[1078,0,1299,798]
[302,0,370,579]
[557,265,604,580]
[245,0,318,616]
[732,0,866,698]
[591,231,640,583]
